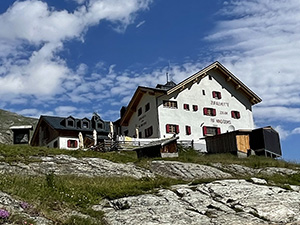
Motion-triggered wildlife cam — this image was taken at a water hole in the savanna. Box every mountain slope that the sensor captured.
[0,109,38,144]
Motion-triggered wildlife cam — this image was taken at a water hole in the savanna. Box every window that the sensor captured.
[145,103,150,112]
[185,126,191,135]
[193,105,198,111]
[145,126,153,138]
[166,124,179,134]
[138,107,142,116]
[139,132,142,138]
[212,91,222,99]
[124,130,128,136]
[67,120,74,127]
[67,140,78,148]
[203,126,221,136]
[183,104,190,111]
[209,75,212,80]
[82,121,89,129]
[202,90,206,95]
[163,100,178,108]
[203,107,216,116]
[231,111,241,119]
[97,122,103,129]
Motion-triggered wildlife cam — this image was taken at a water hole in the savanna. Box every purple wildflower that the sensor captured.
[0,209,10,219]
[20,201,30,209]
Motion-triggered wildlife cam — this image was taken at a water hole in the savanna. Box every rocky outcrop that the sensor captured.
[151,160,232,180]
[212,163,299,176]
[97,179,300,225]
[0,155,154,179]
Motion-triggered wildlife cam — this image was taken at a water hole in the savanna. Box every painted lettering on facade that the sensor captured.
[211,118,231,124]
[211,100,229,107]
[219,111,228,115]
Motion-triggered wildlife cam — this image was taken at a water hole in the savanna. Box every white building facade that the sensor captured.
[119,62,261,150]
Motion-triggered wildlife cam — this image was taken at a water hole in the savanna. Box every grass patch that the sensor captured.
[0,144,137,164]
[0,173,181,224]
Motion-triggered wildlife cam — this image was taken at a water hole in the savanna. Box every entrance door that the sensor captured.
[236,135,250,153]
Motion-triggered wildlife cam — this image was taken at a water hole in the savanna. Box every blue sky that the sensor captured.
[0,0,300,162]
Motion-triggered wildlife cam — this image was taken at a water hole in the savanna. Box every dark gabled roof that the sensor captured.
[41,115,110,133]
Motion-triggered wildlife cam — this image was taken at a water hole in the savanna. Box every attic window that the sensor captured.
[212,91,222,99]
[209,75,212,80]
[203,126,221,136]
[231,111,241,119]
[203,108,216,116]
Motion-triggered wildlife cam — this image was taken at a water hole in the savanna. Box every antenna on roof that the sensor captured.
[166,60,171,83]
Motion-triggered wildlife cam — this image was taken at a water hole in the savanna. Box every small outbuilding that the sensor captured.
[10,125,33,144]
[250,126,282,158]
[134,137,179,158]
[205,126,282,158]
[205,129,252,158]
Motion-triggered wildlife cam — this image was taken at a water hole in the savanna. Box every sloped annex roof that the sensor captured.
[120,61,262,126]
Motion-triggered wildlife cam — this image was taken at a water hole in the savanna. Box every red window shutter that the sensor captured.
[67,140,71,148]
[194,105,198,111]
[212,91,216,98]
[203,126,207,135]
[237,111,240,119]
[74,140,78,148]
[231,111,235,118]
[213,109,216,116]
[203,108,208,115]
[217,128,221,135]
[218,92,222,99]
[184,104,187,109]
[186,126,191,135]
[176,125,179,134]
[166,124,170,133]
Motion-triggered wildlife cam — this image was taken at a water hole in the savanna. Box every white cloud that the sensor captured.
[0,0,152,105]
[204,0,300,130]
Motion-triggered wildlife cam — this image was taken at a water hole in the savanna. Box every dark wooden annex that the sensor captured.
[205,126,282,158]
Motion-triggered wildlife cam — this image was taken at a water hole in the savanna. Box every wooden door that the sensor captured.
[236,135,250,153]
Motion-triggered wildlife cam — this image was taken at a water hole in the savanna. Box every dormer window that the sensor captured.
[67,120,74,127]
[97,123,102,129]
[82,121,89,128]
[66,116,75,127]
